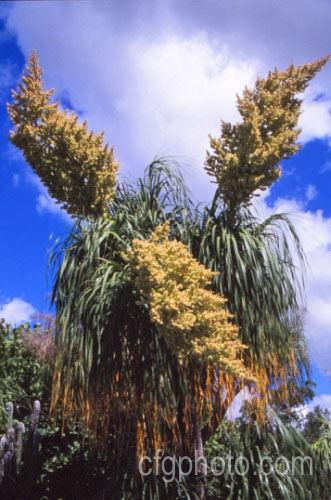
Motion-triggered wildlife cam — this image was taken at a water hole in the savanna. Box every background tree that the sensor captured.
[0,316,53,430]
[303,406,331,444]
[204,411,330,500]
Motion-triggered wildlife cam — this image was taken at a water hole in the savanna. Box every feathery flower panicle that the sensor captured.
[205,56,329,210]
[8,50,119,218]
[127,222,252,379]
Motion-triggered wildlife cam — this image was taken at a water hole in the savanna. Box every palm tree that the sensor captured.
[8,52,329,499]
[48,159,307,498]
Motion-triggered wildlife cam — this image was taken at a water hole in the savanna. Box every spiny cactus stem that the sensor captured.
[16,423,25,474]
[6,403,13,432]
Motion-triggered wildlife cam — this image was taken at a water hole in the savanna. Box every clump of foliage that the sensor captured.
[7,50,119,218]
[302,405,330,443]
[311,413,331,500]
[204,413,330,500]
[205,57,329,210]
[0,318,53,431]
[21,313,55,362]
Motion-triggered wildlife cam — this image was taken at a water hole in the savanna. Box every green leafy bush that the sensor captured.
[0,318,53,430]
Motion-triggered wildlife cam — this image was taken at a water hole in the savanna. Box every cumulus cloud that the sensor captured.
[0,61,16,102]
[26,170,72,222]
[305,184,318,202]
[12,173,20,187]
[312,393,331,412]
[320,160,331,174]
[36,191,69,219]
[0,298,35,325]
[299,90,331,144]
[294,393,331,422]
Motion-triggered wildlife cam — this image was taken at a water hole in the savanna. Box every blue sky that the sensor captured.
[0,1,330,413]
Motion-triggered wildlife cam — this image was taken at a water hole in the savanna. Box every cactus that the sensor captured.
[30,400,40,432]
[4,402,16,478]
[0,436,7,486]
[16,422,25,474]
[6,402,13,432]
[0,400,39,493]
[5,428,15,476]
[28,400,41,457]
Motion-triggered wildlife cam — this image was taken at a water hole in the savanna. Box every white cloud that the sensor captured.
[306,184,318,202]
[26,171,72,222]
[12,173,20,187]
[0,61,15,102]
[0,298,35,325]
[7,141,72,220]
[226,388,251,420]
[320,160,331,174]
[295,394,331,421]
[312,394,331,412]
[299,92,331,143]
[35,191,70,221]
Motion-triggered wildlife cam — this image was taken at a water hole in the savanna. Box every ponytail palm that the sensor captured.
[50,160,308,453]
[50,162,235,463]
[9,53,329,498]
